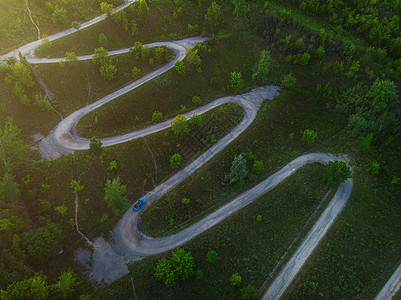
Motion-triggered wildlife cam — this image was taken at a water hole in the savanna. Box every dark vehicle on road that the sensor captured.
[133,198,146,211]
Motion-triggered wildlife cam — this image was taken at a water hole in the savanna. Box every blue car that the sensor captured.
[132,198,146,211]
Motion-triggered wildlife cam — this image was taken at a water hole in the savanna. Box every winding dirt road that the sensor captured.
[2,5,397,298]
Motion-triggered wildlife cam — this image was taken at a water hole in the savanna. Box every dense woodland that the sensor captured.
[0,0,400,298]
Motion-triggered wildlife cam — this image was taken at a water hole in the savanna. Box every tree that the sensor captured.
[252,50,271,84]
[98,33,108,47]
[0,274,49,300]
[92,47,109,66]
[6,63,34,88]
[100,2,115,17]
[325,160,352,188]
[369,159,380,175]
[52,7,68,27]
[192,96,202,105]
[154,248,194,287]
[186,49,202,67]
[137,0,149,26]
[100,63,117,80]
[89,137,103,157]
[71,21,81,30]
[141,45,151,60]
[252,160,264,175]
[0,173,20,203]
[207,250,218,263]
[152,111,163,122]
[302,129,317,145]
[241,284,257,299]
[189,114,204,125]
[70,179,84,193]
[21,223,62,266]
[131,21,138,36]
[299,52,311,65]
[0,118,30,174]
[204,2,223,38]
[171,115,189,135]
[170,154,182,169]
[175,60,186,74]
[230,273,242,285]
[230,72,244,93]
[130,42,143,60]
[104,177,129,216]
[55,270,77,299]
[65,52,78,62]
[232,0,246,17]
[155,47,166,63]
[171,248,195,280]
[224,154,248,187]
[132,67,141,78]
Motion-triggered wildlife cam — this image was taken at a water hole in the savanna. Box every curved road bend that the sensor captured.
[0,0,138,61]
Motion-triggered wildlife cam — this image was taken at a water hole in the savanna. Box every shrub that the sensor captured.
[325,160,352,188]
[230,71,244,93]
[171,115,189,135]
[302,129,317,145]
[207,250,218,263]
[152,111,163,122]
[170,154,182,169]
[132,67,141,78]
[192,96,202,105]
[175,60,186,74]
[281,73,296,89]
[230,273,242,286]
[299,52,311,65]
[241,284,257,299]
[369,159,380,175]
[252,160,264,175]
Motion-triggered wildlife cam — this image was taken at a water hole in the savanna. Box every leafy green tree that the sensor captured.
[137,0,149,26]
[154,258,176,287]
[21,223,62,266]
[0,173,20,203]
[132,67,141,78]
[92,47,109,66]
[65,52,78,62]
[171,115,189,135]
[55,270,77,299]
[152,111,163,122]
[302,129,317,145]
[100,63,117,80]
[186,49,202,67]
[141,45,151,60]
[174,60,186,74]
[98,33,108,47]
[130,42,143,60]
[5,63,34,88]
[189,114,204,125]
[0,118,30,174]
[89,137,103,157]
[369,159,380,175]
[314,46,325,60]
[171,248,195,280]
[281,73,297,89]
[204,2,223,38]
[154,248,195,287]
[230,72,244,93]
[52,7,68,27]
[70,179,84,193]
[225,154,248,186]
[131,20,138,36]
[71,21,81,30]
[252,160,264,175]
[170,154,182,169]
[104,177,129,216]
[0,274,49,300]
[241,284,257,299]
[192,96,202,105]
[325,160,352,188]
[232,0,246,17]
[100,2,114,16]
[252,50,271,84]
[207,250,218,263]
[155,47,166,63]
[299,52,311,65]
[230,273,242,285]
